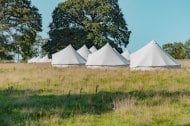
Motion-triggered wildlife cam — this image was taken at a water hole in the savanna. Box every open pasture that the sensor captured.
[0,60,190,126]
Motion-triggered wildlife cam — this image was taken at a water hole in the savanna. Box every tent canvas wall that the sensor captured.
[122,50,130,61]
[89,46,97,53]
[27,57,35,63]
[77,45,91,60]
[39,55,51,63]
[130,40,181,70]
[52,45,86,67]
[28,56,41,63]
[86,43,129,68]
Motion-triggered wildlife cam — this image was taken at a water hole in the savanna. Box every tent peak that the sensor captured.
[82,44,87,48]
[89,46,98,53]
[77,44,91,60]
[105,43,110,46]
[149,40,157,44]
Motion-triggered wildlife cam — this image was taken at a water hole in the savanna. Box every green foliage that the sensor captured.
[0,34,13,60]
[35,35,49,57]
[162,42,186,59]
[43,0,131,54]
[0,0,42,61]
[184,39,190,59]
[162,40,190,59]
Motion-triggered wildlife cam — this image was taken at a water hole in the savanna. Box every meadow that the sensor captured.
[0,60,190,126]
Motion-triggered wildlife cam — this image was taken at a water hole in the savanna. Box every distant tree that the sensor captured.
[43,0,131,55]
[162,42,186,59]
[162,43,173,56]
[34,35,49,56]
[0,34,13,60]
[184,39,190,59]
[0,0,42,61]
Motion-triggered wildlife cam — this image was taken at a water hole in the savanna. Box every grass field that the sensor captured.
[0,60,190,126]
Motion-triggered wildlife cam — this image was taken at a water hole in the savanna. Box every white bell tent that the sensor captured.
[28,56,41,63]
[86,43,129,68]
[77,45,91,60]
[52,44,86,67]
[39,55,51,63]
[122,50,130,61]
[130,40,181,70]
[27,57,36,63]
[89,46,97,53]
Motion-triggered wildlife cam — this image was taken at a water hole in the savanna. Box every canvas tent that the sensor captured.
[39,55,51,63]
[112,48,128,60]
[130,40,181,70]
[27,57,35,63]
[51,44,86,67]
[89,46,97,53]
[112,48,119,53]
[86,43,129,68]
[28,56,41,63]
[77,45,91,60]
[122,50,130,61]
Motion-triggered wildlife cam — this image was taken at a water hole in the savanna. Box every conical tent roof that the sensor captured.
[122,50,130,61]
[52,45,86,67]
[77,45,91,60]
[112,48,119,53]
[28,57,36,63]
[35,56,42,63]
[28,56,41,63]
[130,40,181,69]
[39,55,51,63]
[86,43,129,67]
[89,46,97,53]
[112,48,129,62]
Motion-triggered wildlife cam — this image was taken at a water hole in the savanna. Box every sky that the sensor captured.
[31,0,190,52]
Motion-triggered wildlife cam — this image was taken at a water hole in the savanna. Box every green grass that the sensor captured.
[0,60,190,126]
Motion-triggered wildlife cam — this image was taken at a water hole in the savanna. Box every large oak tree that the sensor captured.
[0,0,42,61]
[43,0,131,55]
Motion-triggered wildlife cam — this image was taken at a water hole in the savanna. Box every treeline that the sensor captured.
[0,0,131,61]
[162,39,190,59]
[1,0,190,61]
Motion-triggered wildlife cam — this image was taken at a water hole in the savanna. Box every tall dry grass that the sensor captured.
[0,60,190,125]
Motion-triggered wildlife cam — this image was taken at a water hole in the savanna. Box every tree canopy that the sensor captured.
[43,0,131,55]
[162,40,190,59]
[0,34,13,60]
[162,42,185,59]
[0,0,42,61]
